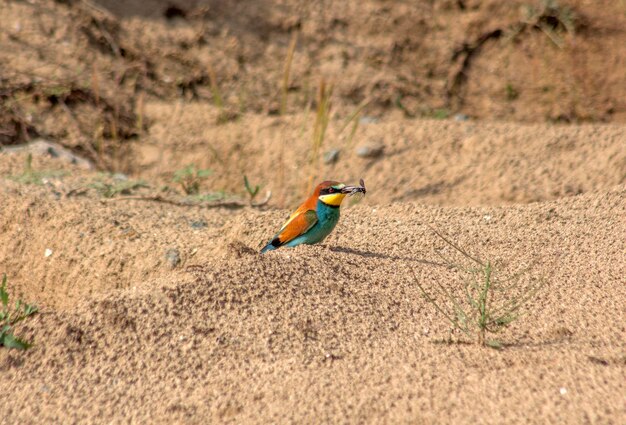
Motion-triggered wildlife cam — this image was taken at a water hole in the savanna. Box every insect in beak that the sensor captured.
[341,179,367,196]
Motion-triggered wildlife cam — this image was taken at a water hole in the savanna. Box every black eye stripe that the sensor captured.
[321,186,342,195]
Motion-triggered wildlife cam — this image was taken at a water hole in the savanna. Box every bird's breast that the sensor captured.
[316,201,341,227]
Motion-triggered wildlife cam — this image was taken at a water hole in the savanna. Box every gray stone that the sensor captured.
[165,248,181,269]
[323,149,340,164]
[356,144,384,158]
[1,139,93,169]
[359,116,379,124]
[190,220,208,229]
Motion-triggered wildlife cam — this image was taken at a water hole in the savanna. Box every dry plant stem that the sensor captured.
[339,98,370,155]
[94,17,121,58]
[136,92,145,136]
[416,227,546,348]
[538,23,565,48]
[489,277,546,320]
[207,62,224,110]
[280,32,298,116]
[428,225,484,266]
[159,101,184,176]
[338,98,370,135]
[411,269,470,338]
[278,128,286,208]
[297,90,313,138]
[346,118,360,154]
[307,80,333,193]
[295,94,313,204]
[103,191,272,208]
[91,63,100,107]
[477,262,492,346]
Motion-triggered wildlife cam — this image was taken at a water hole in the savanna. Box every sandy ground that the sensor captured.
[1,0,626,424]
[1,117,625,424]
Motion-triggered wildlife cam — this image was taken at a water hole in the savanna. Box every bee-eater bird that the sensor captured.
[260,180,366,253]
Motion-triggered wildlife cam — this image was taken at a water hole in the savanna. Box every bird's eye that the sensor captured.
[328,188,334,193]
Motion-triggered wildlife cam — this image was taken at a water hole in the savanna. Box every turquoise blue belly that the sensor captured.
[284,201,340,247]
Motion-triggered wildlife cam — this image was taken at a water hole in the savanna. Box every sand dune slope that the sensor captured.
[1,184,624,424]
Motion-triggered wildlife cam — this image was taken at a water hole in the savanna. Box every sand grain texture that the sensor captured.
[1,179,625,424]
[1,0,626,423]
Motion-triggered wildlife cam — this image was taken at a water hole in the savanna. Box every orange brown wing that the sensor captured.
[273,209,318,246]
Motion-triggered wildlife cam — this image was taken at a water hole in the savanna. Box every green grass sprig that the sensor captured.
[1,274,38,350]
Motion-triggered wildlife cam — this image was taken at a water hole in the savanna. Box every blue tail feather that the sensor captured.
[260,243,275,254]
[260,237,280,254]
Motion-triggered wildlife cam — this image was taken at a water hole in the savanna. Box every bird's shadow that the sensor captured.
[329,246,448,268]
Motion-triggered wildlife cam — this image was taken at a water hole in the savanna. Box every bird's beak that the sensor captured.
[341,179,367,196]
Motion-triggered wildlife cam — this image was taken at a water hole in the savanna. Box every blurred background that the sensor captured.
[1,0,625,206]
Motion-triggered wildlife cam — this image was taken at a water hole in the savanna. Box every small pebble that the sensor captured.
[190,220,208,229]
[359,116,379,124]
[356,144,384,158]
[165,248,181,269]
[44,248,53,258]
[454,113,469,121]
[112,173,128,181]
[323,149,340,164]
[46,146,59,158]
[559,387,567,395]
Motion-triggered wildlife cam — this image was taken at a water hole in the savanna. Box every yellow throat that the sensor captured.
[318,192,347,206]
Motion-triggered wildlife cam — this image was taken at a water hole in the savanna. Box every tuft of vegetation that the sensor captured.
[205,63,240,124]
[416,106,451,120]
[207,62,224,111]
[172,165,212,195]
[414,227,546,349]
[8,154,66,185]
[431,108,451,120]
[243,175,261,204]
[187,191,227,202]
[516,0,579,48]
[1,274,38,350]
[505,83,519,101]
[89,176,149,198]
[394,94,415,118]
